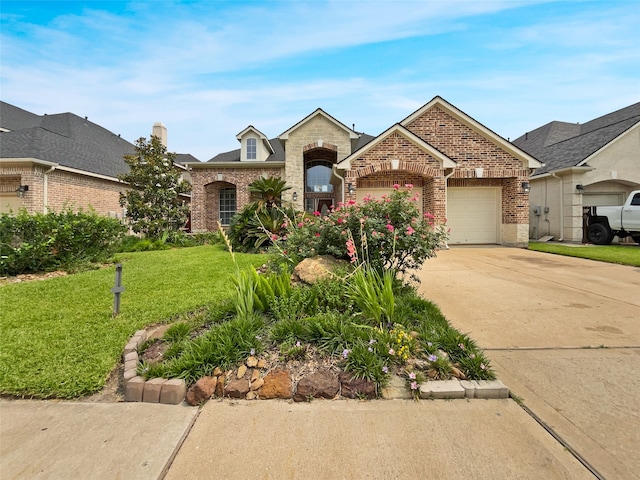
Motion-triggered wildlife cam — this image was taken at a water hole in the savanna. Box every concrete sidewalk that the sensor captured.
[165,399,591,480]
[0,400,197,480]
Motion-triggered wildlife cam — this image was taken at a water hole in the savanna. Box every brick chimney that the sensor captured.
[152,122,167,147]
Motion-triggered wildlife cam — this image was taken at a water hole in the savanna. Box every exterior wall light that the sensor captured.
[576,184,584,192]
[521,182,530,194]
[292,191,298,201]
[16,185,29,197]
[347,183,355,195]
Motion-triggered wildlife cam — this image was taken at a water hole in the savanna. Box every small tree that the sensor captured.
[118,136,191,238]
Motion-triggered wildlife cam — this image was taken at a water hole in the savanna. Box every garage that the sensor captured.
[447,187,499,244]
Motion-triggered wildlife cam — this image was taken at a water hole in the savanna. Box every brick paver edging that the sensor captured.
[121,332,509,405]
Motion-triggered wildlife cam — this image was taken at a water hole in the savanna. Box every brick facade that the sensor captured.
[1,163,125,216]
[189,98,536,246]
[190,166,283,231]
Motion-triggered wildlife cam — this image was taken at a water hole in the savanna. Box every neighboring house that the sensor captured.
[512,102,640,242]
[0,102,193,216]
[188,96,541,246]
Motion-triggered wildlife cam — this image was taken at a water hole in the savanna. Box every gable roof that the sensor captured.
[236,125,275,154]
[1,101,198,177]
[401,96,542,169]
[279,108,359,140]
[337,123,457,170]
[0,102,41,131]
[207,137,286,163]
[513,102,640,176]
[1,104,135,178]
[206,110,373,164]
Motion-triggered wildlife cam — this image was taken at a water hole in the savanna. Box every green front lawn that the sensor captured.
[0,245,268,398]
[528,242,640,267]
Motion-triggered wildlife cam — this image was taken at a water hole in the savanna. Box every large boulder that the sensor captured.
[292,255,349,285]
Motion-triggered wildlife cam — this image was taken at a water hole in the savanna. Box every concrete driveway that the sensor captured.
[415,246,640,480]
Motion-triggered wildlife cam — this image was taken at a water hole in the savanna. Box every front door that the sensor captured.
[317,199,333,215]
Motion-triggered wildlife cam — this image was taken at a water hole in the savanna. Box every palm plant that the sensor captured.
[248,176,291,210]
[229,177,294,252]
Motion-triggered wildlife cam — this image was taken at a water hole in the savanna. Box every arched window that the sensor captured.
[219,187,236,225]
[246,138,257,160]
[305,160,333,193]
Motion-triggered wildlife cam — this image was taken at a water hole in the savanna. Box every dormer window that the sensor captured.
[247,138,257,160]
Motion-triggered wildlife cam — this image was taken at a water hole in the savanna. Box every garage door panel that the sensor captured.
[448,188,498,244]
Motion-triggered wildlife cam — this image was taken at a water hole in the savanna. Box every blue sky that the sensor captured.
[1,0,639,161]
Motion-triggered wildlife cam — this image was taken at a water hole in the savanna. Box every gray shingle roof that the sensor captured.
[175,153,201,165]
[513,102,640,175]
[0,102,41,131]
[1,101,198,177]
[207,137,285,163]
[1,102,136,178]
[207,132,374,163]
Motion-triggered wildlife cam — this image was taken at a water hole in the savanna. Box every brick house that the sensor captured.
[0,102,192,217]
[188,96,541,246]
[512,102,640,243]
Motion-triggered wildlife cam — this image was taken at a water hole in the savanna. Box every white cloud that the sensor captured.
[1,0,638,161]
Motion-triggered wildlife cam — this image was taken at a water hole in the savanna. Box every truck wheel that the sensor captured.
[587,223,613,245]
[632,235,640,245]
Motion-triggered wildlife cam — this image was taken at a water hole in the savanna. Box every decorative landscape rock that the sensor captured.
[259,368,292,399]
[237,365,247,379]
[215,375,225,398]
[251,378,264,391]
[186,376,217,406]
[225,378,250,398]
[246,356,258,367]
[292,255,349,285]
[294,369,339,402]
[339,372,376,399]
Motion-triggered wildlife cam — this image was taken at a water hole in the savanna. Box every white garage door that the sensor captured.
[582,193,624,207]
[448,188,499,244]
[356,187,424,213]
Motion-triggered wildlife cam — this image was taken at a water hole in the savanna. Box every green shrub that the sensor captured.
[0,208,126,276]
[279,186,448,278]
[269,286,318,322]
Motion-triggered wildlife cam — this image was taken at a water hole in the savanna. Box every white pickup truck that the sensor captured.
[586,190,640,245]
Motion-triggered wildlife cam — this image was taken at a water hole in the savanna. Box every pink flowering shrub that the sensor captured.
[280,186,448,276]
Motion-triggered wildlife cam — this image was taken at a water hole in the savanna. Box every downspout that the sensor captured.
[442,169,455,249]
[550,173,564,241]
[333,166,346,205]
[43,166,57,213]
